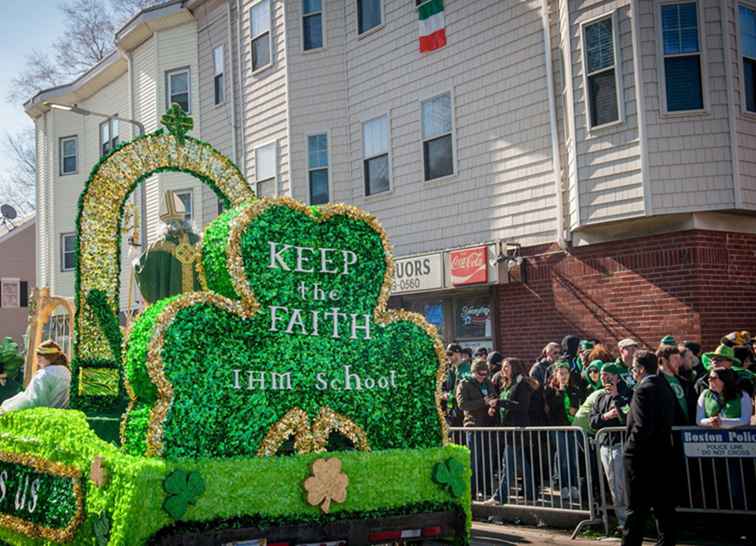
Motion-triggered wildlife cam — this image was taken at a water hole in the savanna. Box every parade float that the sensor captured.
[0,106,471,545]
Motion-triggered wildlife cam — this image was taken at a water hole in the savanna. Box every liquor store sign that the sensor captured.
[0,453,82,541]
[391,253,443,294]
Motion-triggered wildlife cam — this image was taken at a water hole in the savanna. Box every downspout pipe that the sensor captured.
[541,0,567,249]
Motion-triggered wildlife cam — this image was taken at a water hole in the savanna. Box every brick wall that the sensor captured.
[496,230,756,361]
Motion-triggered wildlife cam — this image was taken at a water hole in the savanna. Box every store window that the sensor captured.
[454,295,492,341]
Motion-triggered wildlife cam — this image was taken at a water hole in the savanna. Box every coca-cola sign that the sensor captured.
[449,246,488,286]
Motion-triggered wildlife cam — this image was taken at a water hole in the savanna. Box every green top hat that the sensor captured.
[702,344,742,371]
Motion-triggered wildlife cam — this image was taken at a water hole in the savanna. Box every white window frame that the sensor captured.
[655,0,709,115]
[254,140,278,197]
[356,0,384,38]
[166,67,192,113]
[736,1,756,116]
[213,45,225,106]
[59,135,78,176]
[419,90,457,182]
[302,0,326,52]
[580,11,625,131]
[0,278,20,309]
[362,113,392,197]
[306,131,332,205]
[174,190,194,224]
[99,118,119,157]
[250,0,274,74]
[61,233,76,273]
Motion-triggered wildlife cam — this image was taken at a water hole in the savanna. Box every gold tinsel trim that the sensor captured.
[76,132,254,362]
[257,407,370,457]
[0,451,84,542]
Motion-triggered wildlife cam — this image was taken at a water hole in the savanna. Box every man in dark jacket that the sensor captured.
[590,363,632,530]
[457,359,497,497]
[442,344,468,426]
[657,345,697,426]
[529,342,561,425]
[622,351,677,546]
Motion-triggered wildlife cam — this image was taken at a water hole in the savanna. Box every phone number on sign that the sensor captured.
[392,278,422,291]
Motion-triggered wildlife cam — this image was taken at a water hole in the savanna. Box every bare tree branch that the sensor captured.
[6,50,66,105]
[110,0,162,27]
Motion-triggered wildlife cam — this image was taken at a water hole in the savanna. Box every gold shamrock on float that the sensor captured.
[304,458,349,513]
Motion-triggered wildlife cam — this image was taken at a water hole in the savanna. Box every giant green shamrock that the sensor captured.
[123,198,447,459]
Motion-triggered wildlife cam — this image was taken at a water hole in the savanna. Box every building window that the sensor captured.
[99,118,119,156]
[583,15,620,127]
[740,4,756,113]
[421,93,454,180]
[308,133,329,204]
[357,0,382,35]
[0,278,20,309]
[175,191,193,223]
[251,0,272,71]
[255,142,277,196]
[60,136,77,175]
[362,115,390,196]
[661,3,703,112]
[61,233,76,272]
[213,46,225,105]
[167,68,191,113]
[303,0,324,50]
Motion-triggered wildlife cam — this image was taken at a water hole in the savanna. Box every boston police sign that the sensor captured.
[681,429,756,458]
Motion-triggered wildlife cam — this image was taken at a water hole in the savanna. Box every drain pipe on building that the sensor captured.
[541,0,569,251]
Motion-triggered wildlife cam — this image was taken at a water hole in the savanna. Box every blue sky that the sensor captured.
[0,1,67,173]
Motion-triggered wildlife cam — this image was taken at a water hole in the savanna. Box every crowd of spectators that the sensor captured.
[442,331,756,532]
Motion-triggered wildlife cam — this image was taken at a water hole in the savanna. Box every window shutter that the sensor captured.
[20,282,28,308]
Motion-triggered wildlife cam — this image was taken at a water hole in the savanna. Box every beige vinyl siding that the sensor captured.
[35,116,50,288]
[286,0,349,204]
[241,0,290,195]
[570,0,644,224]
[197,0,234,226]
[341,0,557,256]
[78,74,131,308]
[640,0,734,212]
[558,0,581,229]
[731,1,756,208]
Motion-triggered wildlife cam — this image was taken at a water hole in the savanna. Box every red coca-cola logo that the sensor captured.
[449,246,488,285]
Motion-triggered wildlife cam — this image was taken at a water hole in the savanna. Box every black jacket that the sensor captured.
[492,373,534,427]
[544,384,582,426]
[624,375,675,460]
[456,377,497,428]
[528,359,551,425]
[590,386,632,446]
[659,372,697,426]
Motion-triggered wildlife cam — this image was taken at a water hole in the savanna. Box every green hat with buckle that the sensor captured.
[702,344,742,371]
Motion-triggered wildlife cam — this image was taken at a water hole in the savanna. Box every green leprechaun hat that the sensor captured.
[702,344,742,371]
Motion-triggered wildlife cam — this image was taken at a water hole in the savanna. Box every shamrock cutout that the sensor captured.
[162,469,205,520]
[304,458,349,513]
[432,458,466,498]
[93,511,111,546]
[161,103,193,145]
[123,198,447,459]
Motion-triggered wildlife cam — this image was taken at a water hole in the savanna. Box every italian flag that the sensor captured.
[418,0,446,53]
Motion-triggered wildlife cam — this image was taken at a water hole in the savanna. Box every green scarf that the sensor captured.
[498,384,512,422]
[703,390,741,419]
[563,391,574,424]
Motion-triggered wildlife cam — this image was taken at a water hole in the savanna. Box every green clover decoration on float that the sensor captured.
[122,197,449,459]
[162,469,205,519]
[433,458,467,498]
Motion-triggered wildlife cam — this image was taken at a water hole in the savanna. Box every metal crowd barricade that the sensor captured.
[593,426,756,536]
[448,426,601,538]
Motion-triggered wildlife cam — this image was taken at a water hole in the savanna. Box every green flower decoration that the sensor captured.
[161,103,193,145]
[433,458,466,498]
[123,199,447,459]
[93,511,111,546]
[162,469,205,520]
